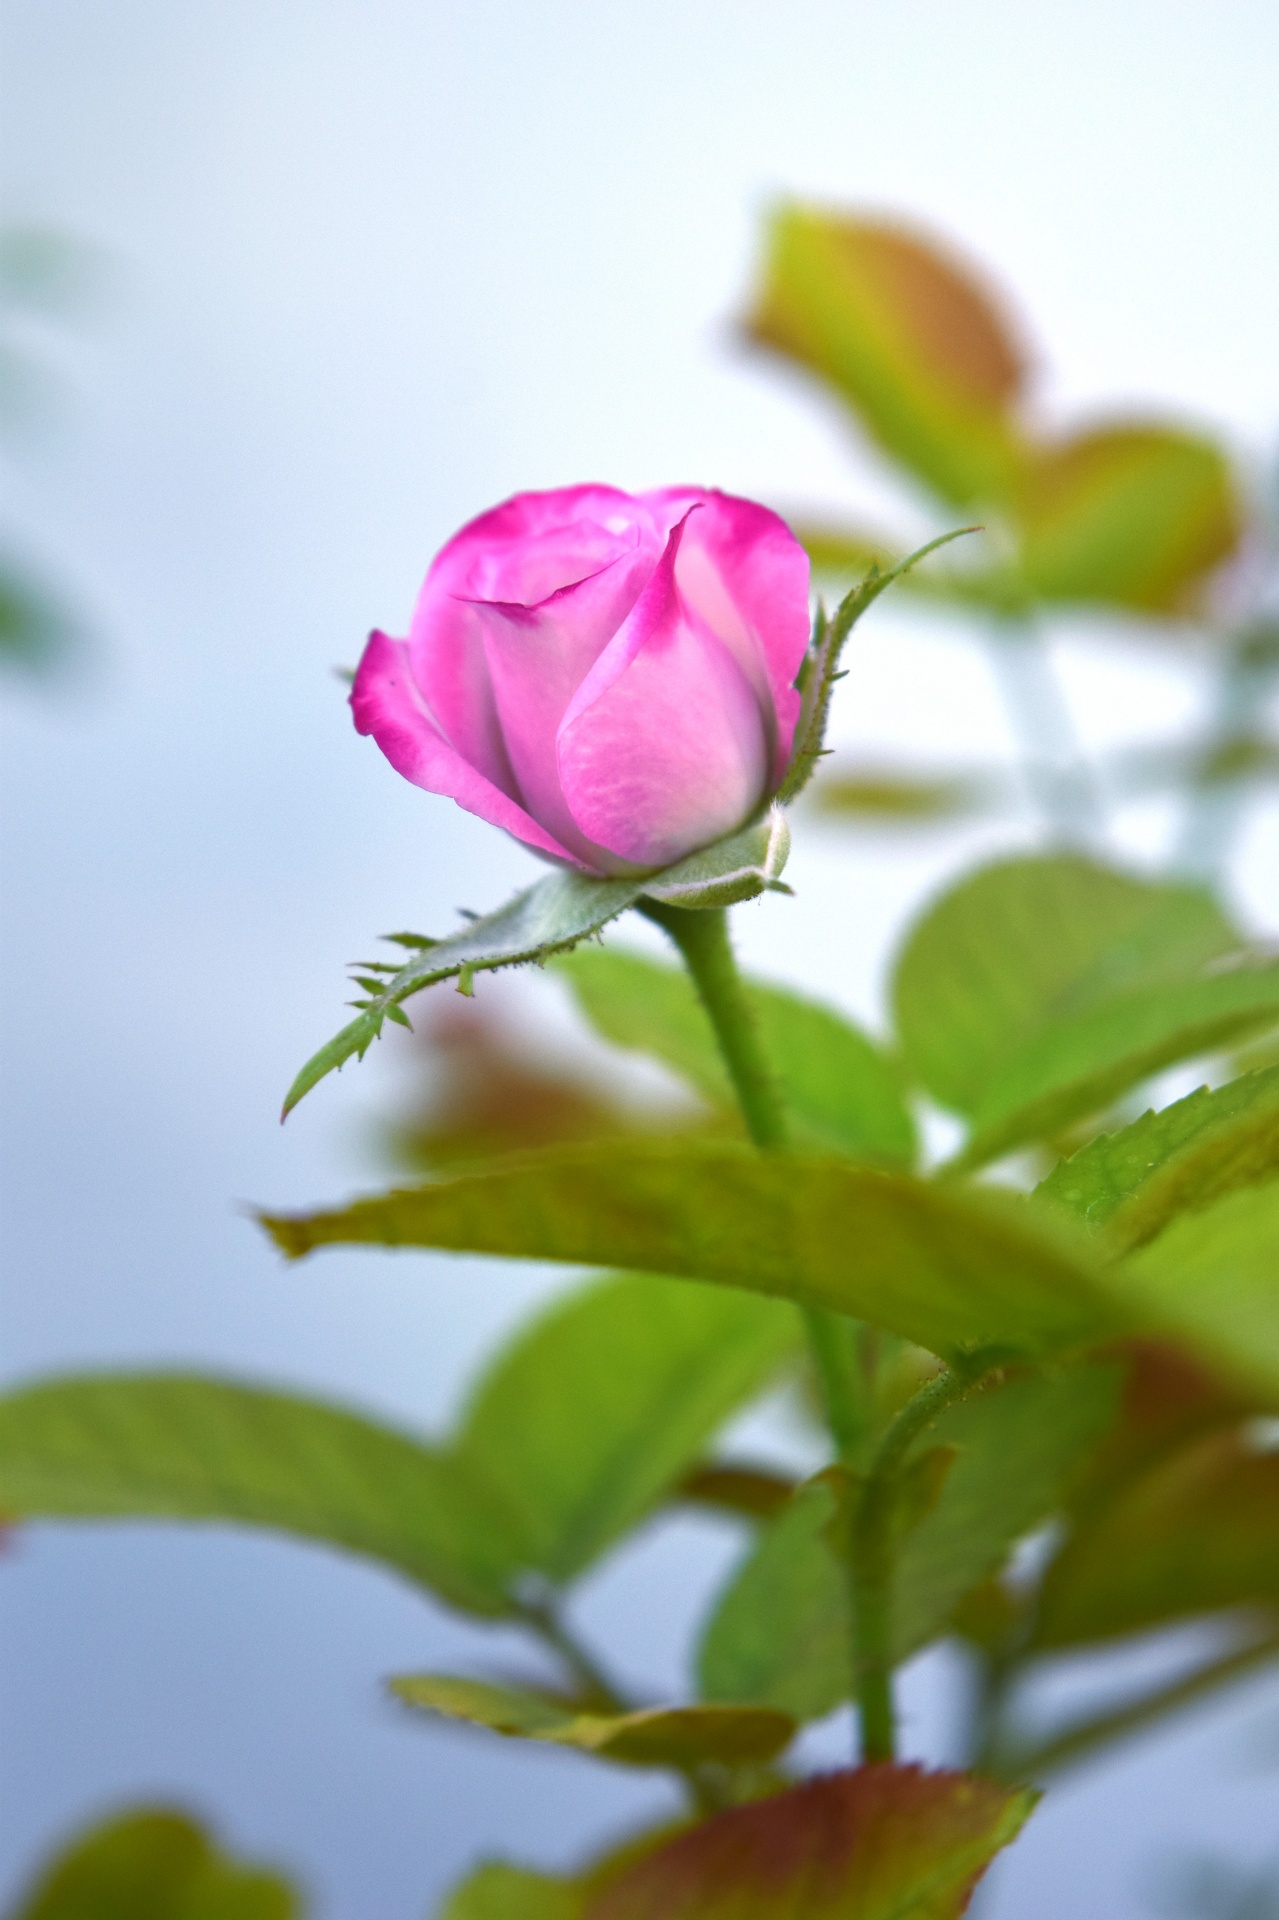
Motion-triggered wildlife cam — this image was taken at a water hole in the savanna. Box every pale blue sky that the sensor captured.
[4,5,1279,1915]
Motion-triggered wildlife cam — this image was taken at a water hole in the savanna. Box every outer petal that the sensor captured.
[350,630,587,867]
[641,488,811,786]
[473,545,658,868]
[556,515,770,869]
[428,485,661,603]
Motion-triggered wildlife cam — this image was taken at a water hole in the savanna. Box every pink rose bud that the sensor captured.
[351,485,811,876]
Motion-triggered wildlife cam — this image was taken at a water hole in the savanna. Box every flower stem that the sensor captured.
[644,899,892,1753]
[849,1361,983,1761]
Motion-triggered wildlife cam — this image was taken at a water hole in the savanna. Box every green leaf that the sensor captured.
[0,1373,519,1616]
[892,853,1279,1167]
[1034,1066,1279,1251]
[697,1476,850,1721]
[743,202,1030,507]
[697,1365,1123,1716]
[450,1273,800,1584]
[259,1139,1115,1363]
[1033,1424,1279,1647]
[582,1767,1036,1920]
[390,1675,795,1768]
[1013,422,1242,615]
[1119,1182,1279,1401]
[553,947,916,1165]
[6,1807,298,1920]
[282,869,643,1118]
[440,1865,582,1920]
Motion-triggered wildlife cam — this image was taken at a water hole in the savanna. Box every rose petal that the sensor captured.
[429,485,660,604]
[350,629,586,867]
[642,488,810,785]
[556,515,770,869]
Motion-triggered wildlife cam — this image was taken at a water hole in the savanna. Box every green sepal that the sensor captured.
[778,530,977,806]
[389,1674,795,1768]
[638,807,790,910]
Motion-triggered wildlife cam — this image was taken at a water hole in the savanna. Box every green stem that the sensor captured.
[987,614,1101,846]
[515,1596,627,1714]
[644,898,931,1763]
[850,1363,984,1761]
[984,1626,1279,1781]
[640,902,788,1148]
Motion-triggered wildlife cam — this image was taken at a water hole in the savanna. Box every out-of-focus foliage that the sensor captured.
[5,1807,299,1920]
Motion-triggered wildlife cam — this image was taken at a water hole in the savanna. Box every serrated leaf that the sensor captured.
[697,1365,1123,1716]
[744,203,1030,507]
[1034,1067,1279,1251]
[282,870,643,1117]
[258,1140,1115,1364]
[0,1374,519,1616]
[7,1806,299,1920]
[552,947,916,1165]
[583,1766,1036,1920]
[450,1273,800,1584]
[390,1675,795,1768]
[1119,1182,1279,1401]
[892,854,1279,1167]
[1013,421,1242,615]
[1033,1425,1279,1647]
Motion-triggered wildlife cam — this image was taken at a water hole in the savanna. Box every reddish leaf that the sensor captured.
[585,1767,1035,1920]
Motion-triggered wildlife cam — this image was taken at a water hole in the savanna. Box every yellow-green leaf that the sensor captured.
[259,1140,1115,1364]
[390,1675,795,1769]
[1014,421,1242,615]
[743,203,1029,506]
[6,1807,298,1920]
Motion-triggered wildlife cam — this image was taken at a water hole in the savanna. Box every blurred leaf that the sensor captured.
[583,1766,1035,1920]
[553,947,917,1165]
[1014,422,1242,615]
[744,203,1029,506]
[389,997,662,1172]
[390,1675,795,1768]
[1035,1067,1279,1251]
[809,759,1008,827]
[675,1462,797,1521]
[6,1807,298,1920]
[450,1273,800,1583]
[0,1374,519,1616]
[1120,1182,1279,1401]
[892,854,1279,1168]
[0,558,79,675]
[440,1864,582,1920]
[698,1365,1122,1715]
[259,1139,1115,1364]
[1033,1425,1279,1646]
[697,1476,850,1721]
[0,225,108,316]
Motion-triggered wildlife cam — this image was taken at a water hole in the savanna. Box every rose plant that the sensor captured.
[9,216,1279,1920]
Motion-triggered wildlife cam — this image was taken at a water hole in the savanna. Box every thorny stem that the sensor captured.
[647,898,949,1763]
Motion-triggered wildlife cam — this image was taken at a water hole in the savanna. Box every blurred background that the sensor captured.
[5,4,1279,1916]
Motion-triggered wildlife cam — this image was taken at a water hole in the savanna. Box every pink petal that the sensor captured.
[471,545,659,869]
[429,485,659,603]
[556,515,770,870]
[641,488,810,785]
[350,629,587,867]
